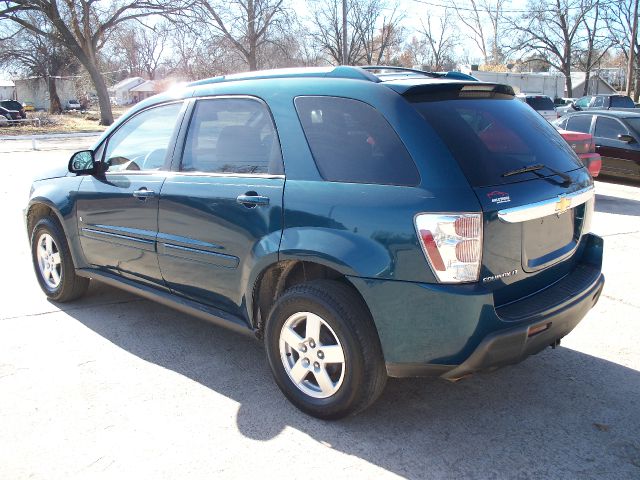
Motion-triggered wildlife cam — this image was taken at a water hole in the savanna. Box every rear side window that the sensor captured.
[595,117,627,139]
[181,97,283,175]
[294,96,419,186]
[411,97,581,187]
[566,115,593,133]
[610,96,635,108]
[525,96,554,111]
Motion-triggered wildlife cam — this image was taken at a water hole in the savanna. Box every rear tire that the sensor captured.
[31,217,89,302]
[264,280,386,419]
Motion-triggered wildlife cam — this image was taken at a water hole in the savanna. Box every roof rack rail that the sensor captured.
[360,66,441,78]
[186,66,381,88]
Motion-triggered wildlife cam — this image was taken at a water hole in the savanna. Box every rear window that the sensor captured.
[525,96,555,111]
[295,96,420,186]
[610,96,635,108]
[411,97,582,187]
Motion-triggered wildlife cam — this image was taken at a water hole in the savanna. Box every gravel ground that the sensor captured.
[1,139,639,480]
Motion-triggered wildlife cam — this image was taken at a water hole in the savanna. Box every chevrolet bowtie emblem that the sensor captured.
[555,196,571,214]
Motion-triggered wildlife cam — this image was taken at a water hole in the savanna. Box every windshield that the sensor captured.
[411,97,582,187]
[525,96,555,111]
[610,96,635,108]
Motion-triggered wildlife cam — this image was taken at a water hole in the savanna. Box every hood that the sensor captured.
[32,159,71,182]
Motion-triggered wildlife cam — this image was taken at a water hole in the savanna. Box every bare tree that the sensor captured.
[194,0,289,71]
[112,23,171,80]
[510,0,595,97]
[417,10,459,70]
[354,0,404,65]
[576,2,612,95]
[0,24,77,113]
[0,1,185,125]
[605,0,640,99]
[308,0,364,64]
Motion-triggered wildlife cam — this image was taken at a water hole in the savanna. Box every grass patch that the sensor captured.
[0,106,131,136]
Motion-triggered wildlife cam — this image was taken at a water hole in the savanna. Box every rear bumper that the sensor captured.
[349,233,605,378]
[440,265,604,380]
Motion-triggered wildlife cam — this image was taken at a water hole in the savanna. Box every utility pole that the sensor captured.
[626,0,638,96]
[342,0,348,65]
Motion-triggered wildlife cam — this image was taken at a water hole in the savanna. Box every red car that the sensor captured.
[558,130,601,177]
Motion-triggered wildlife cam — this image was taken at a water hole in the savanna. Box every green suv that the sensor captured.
[26,66,604,419]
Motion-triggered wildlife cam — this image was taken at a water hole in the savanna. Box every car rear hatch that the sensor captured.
[402,83,593,306]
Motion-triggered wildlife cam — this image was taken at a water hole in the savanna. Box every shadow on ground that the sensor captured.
[57,282,640,479]
[595,194,640,217]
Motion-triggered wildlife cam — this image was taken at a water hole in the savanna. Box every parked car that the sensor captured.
[65,99,81,110]
[558,130,601,177]
[558,94,636,117]
[22,101,36,112]
[516,94,557,121]
[1,99,26,119]
[553,111,640,181]
[25,66,604,419]
[554,97,576,107]
[0,105,21,121]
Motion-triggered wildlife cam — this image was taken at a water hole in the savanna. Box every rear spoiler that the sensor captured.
[387,82,515,101]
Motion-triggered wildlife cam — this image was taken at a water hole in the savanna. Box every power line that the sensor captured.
[411,0,617,14]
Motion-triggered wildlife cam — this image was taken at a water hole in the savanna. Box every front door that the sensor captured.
[157,96,285,319]
[76,101,186,287]
[594,115,640,179]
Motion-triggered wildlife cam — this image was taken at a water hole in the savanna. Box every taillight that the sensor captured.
[415,213,483,283]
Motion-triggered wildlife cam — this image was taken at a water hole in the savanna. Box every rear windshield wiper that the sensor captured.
[502,163,572,186]
[502,164,544,177]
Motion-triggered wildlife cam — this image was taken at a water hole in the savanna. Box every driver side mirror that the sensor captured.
[618,134,636,144]
[68,150,96,175]
[571,102,580,111]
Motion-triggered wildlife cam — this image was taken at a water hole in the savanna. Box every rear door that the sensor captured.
[76,101,186,287]
[412,95,592,306]
[157,96,284,318]
[594,115,640,178]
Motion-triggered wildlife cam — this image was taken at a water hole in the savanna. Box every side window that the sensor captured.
[294,96,420,186]
[181,98,283,175]
[594,117,627,140]
[555,118,568,130]
[592,96,605,108]
[104,102,183,172]
[575,97,591,108]
[566,115,593,134]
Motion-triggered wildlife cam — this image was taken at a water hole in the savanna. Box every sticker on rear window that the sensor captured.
[487,191,511,204]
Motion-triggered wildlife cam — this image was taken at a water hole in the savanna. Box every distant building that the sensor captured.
[0,79,16,100]
[460,68,565,99]
[109,77,145,105]
[570,72,618,97]
[14,77,76,110]
[129,80,158,102]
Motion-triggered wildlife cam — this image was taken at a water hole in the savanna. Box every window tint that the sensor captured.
[525,96,554,110]
[104,102,183,172]
[595,117,627,139]
[294,96,419,186]
[610,96,635,108]
[566,115,593,133]
[181,98,283,175]
[592,96,605,108]
[412,97,581,187]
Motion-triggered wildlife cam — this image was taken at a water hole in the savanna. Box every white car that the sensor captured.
[66,99,81,110]
[516,94,557,121]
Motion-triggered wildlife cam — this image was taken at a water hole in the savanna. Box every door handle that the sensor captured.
[237,193,270,207]
[133,188,155,200]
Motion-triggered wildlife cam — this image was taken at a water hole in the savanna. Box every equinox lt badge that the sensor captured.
[482,270,518,283]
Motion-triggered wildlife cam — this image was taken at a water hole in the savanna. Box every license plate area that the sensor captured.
[522,205,583,272]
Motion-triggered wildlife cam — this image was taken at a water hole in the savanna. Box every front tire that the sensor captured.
[31,217,89,302]
[264,280,386,419]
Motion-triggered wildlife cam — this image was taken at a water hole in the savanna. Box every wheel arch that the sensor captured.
[250,259,381,345]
